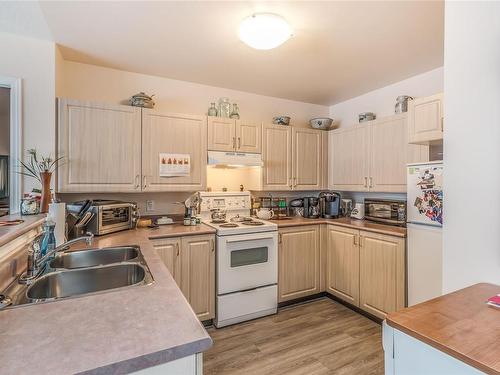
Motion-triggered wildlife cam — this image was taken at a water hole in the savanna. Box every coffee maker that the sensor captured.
[303,197,320,219]
[319,191,341,219]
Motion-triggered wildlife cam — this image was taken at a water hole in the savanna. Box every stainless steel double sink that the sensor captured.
[4,245,154,308]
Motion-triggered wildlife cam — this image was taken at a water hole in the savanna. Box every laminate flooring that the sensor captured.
[204,298,384,375]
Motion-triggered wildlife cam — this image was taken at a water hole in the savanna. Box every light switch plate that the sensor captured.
[146,200,155,212]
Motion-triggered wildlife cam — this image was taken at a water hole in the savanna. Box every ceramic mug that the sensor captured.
[257,208,274,220]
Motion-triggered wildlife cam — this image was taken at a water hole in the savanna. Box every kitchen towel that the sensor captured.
[48,202,66,246]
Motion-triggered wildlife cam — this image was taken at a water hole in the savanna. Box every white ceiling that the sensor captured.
[13,1,444,106]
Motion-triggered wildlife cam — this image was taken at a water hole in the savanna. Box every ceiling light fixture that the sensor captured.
[238,13,292,50]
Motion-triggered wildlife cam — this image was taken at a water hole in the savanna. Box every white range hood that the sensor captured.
[207,151,263,167]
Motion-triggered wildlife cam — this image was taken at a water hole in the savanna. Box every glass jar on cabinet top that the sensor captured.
[218,97,231,118]
[230,103,240,119]
[207,103,218,117]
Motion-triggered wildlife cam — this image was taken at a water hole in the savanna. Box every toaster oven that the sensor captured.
[364,199,406,226]
[68,200,138,235]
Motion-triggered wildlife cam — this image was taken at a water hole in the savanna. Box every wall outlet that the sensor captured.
[146,200,155,212]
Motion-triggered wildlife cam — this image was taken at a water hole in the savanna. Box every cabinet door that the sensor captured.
[329,125,370,191]
[57,98,141,192]
[359,231,405,319]
[408,93,444,144]
[142,111,207,191]
[278,225,320,302]
[325,225,360,306]
[262,124,292,190]
[207,117,236,151]
[180,235,215,321]
[321,132,329,189]
[370,115,410,193]
[151,237,181,286]
[236,120,261,153]
[292,128,323,190]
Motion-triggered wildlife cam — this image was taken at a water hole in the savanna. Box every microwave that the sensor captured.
[68,200,138,235]
[364,199,406,226]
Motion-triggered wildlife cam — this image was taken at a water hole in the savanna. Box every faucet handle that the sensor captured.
[85,232,94,246]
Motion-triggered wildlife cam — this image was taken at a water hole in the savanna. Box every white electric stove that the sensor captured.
[199,191,278,328]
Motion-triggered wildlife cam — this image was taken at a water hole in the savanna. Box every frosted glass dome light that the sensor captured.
[238,13,292,50]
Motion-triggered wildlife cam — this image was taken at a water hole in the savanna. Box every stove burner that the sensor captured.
[230,215,253,223]
[219,223,239,228]
[211,219,227,224]
[240,221,265,226]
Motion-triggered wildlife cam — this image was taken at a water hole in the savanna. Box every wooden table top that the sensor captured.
[387,283,500,375]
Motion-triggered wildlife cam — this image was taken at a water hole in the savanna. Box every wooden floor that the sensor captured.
[204,298,384,375]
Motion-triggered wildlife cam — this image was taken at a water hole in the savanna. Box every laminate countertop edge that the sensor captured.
[386,283,500,375]
[0,214,46,247]
[269,217,407,238]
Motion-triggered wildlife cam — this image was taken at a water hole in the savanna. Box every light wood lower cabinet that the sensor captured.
[359,231,405,319]
[278,226,321,302]
[325,226,360,306]
[324,225,406,319]
[152,235,215,321]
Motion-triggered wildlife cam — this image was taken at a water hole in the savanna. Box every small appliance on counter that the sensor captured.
[319,191,341,219]
[350,203,364,220]
[341,199,353,217]
[364,199,406,226]
[303,197,320,219]
[288,198,304,217]
[67,200,138,236]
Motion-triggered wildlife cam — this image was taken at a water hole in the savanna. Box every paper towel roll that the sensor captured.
[48,202,66,246]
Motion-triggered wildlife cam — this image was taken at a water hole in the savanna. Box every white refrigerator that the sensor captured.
[407,161,443,306]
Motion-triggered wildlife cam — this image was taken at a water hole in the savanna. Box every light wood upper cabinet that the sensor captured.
[262,124,293,190]
[208,117,236,152]
[329,125,371,191]
[278,225,321,302]
[208,118,262,153]
[292,128,323,190]
[142,110,207,192]
[408,93,444,144]
[330,114,428,193]
[236,120,261,153]
[180,235,215,321]
[57,99,142,192]
[325,225,360,306]
[151,238,181,285]
[359,231,405,319]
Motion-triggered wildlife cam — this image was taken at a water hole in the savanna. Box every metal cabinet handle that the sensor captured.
[353,235,357,246]
[364,177,368,188]
[237,137,241,149]
[278,233,282,244]
[359,235,363,247]
[176,243,180,257]
[134,174,140,189]
[211,239,215,252]
[232,137,236,149]
[369,177,373,188]
[441,117,444,131]
[293,177,297,187]
[289,178,293,189]
[142,175,147,189]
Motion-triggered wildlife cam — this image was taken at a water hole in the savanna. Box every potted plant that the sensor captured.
[18,149,63,213]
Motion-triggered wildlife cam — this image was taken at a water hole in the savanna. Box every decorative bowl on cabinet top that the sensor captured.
[130,92,155,108]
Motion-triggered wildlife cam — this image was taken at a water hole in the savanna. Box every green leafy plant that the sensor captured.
[17,149,64,184]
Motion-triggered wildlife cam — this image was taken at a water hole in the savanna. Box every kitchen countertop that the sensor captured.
[269,216,406,237]
[387,283,500,375]
[0,225,215,374]
[0,214,46,247]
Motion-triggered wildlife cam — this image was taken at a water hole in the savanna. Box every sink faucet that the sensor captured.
[20,232,94,284]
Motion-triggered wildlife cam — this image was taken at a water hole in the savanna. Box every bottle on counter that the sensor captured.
[40,218,56,258]
[183,216,191,226]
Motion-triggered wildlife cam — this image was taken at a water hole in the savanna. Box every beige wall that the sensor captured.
[329,67,443,127]
[0,32,56,194]
[58,60,329,127]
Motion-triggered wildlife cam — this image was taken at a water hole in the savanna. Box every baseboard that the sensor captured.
[325,294,383,324]
[278,292,328,308]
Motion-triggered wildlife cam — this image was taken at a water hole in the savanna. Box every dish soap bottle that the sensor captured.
[40,218,56,259]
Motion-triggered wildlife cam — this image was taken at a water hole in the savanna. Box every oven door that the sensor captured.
[217,231,278,295]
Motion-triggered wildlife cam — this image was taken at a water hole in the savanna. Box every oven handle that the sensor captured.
[225,235,275,243]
